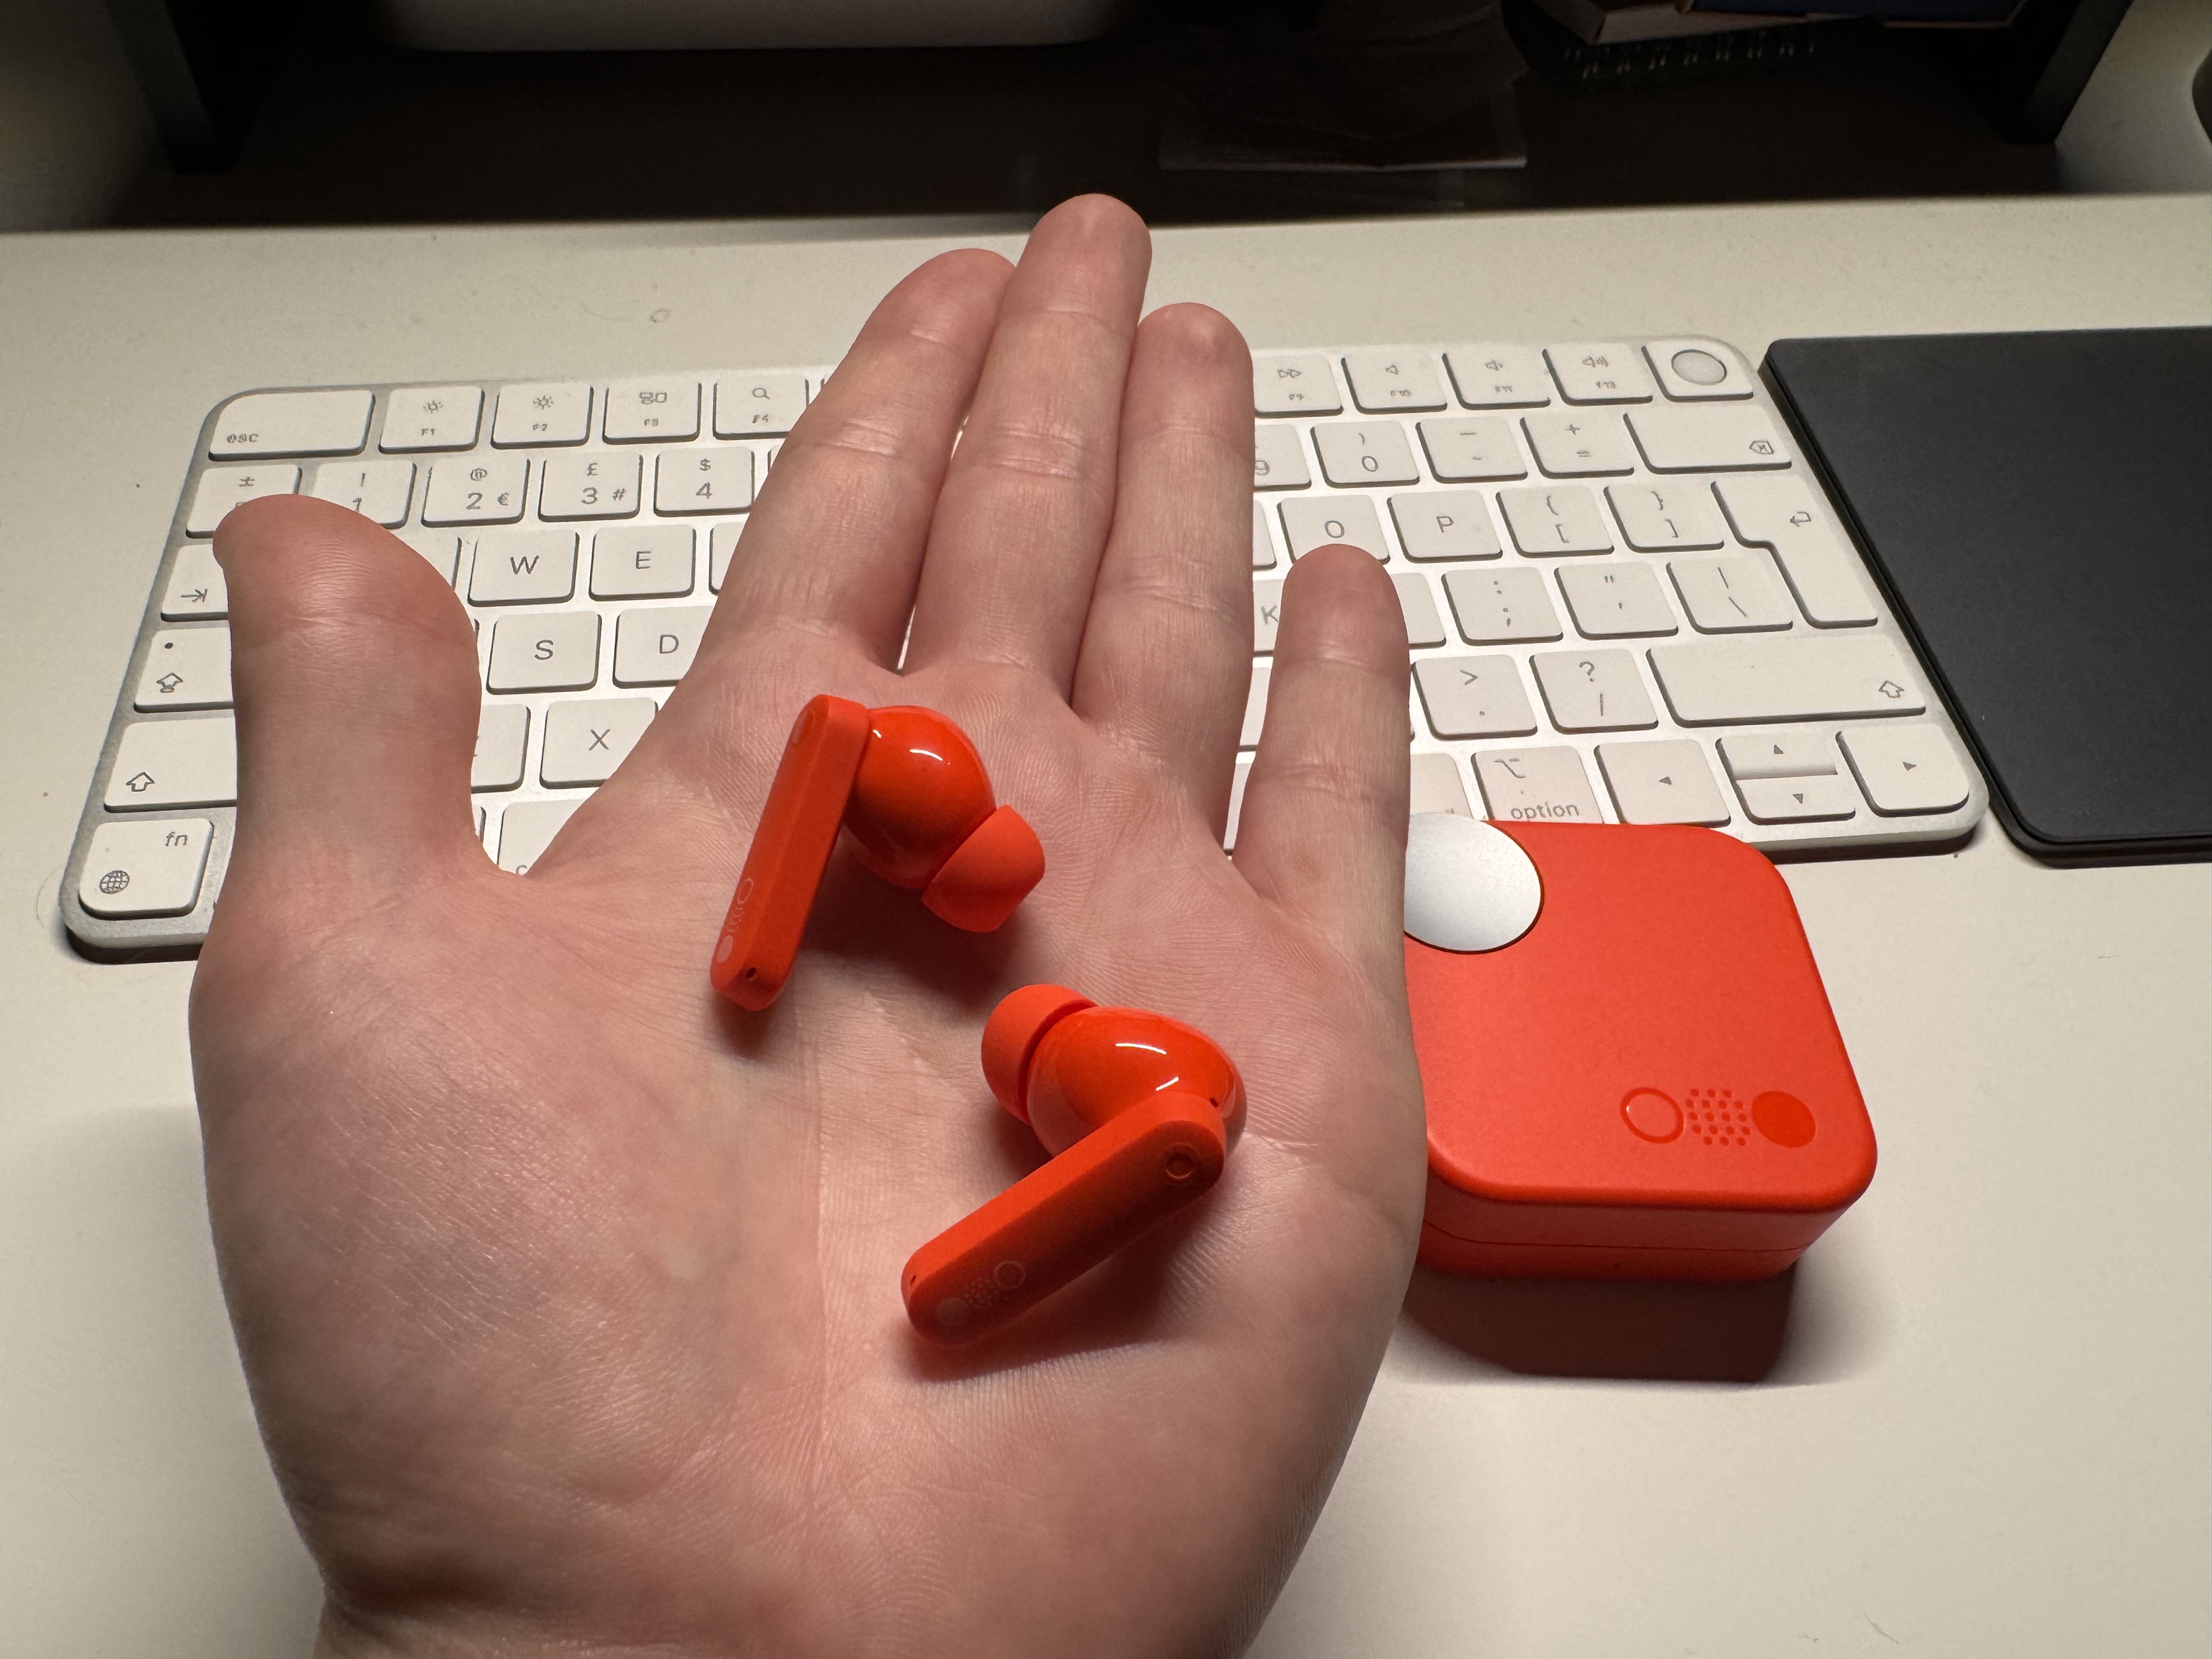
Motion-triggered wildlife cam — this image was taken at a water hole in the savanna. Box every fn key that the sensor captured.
[77,819,214,917]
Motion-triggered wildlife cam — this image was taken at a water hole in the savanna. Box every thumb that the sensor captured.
[212,494,483,904]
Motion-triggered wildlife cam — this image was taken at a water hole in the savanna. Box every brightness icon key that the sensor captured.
[493,382,593,447]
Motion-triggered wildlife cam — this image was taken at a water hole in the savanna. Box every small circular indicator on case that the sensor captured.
[1753,1091,1815,1148]
[1621,1088,1681,1142]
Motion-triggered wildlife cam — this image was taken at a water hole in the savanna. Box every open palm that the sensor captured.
[190,196,1426,1659]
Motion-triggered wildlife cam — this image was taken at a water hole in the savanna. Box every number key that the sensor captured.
[1313,421,1421,487]
[656,447,754,515]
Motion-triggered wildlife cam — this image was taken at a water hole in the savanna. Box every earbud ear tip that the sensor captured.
[921,805,1046,933]
[981,983,1092,1121]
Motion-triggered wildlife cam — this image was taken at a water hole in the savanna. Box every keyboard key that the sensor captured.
[1647,634,1925,725]
[160,547,227,619]
[591,526,694,599]
[603,377,700,442]
[656,447,753,515]
[496,799,580,875]
[1671,554,1796,633]
[1839,726,1973,815]
[709,520,749,592]
[1598,740,1731,825]
[1314,421,1420,487]
[1522,411,1634,477]
[77,817,214,917]
[1712,476,1878,628]
[398,531,462,584]
[1628,404,1792,472]
[493,382,592,447]
[1252,353,1342,416]
[613,604,712,686]
[1392,573,1447,646]
[1391,490,1501,561]
[1545,343,1654,404]
[1472,747,1601,823]
[1444,345,1550,408]
[1444,568,1561,644]
[308,459,416,527]
[541,697,656,787]
[1240,664,1268,748]
[714,373,808,438]
[1417,416,1526,483]
[1606,481,1726,551]
[423,456,527,526]
[134,627,232,710]
[1280,495,1387,561]
[1253,580,1284,653]
[1716,730,1840,783]
[380,386,483,452]
[1252,423,1311,490]
[469,529,577,605]
[1414,655,1538,738]
[1344,351,1447,413]
[472,703,529,791]
[1644,339,1753,402]
[1498,486,1613,555]
[210,390,373,460]
[1410,752,1474,816]
[1719,731,1838,781]
[538,451,641,521]
[105,717,236,809]
[1736,774,1859,824]
[186,465,299,535]
[1558,563,1678,638]
[487,611,600,692]
[1225,759,1252,849]
[1250,502,1278,571]
[1531,649,1658,731]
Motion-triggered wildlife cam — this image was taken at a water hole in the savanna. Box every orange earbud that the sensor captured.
[902,984,1245,1344]
[710,695,1045,1011]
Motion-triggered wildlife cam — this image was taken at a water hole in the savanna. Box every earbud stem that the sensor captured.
[902,1091,1227,1344]
[710,695,870,1011]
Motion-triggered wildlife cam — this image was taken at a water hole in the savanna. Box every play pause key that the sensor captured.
[77,818,214,918]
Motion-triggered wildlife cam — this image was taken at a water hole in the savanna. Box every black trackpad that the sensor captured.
[1765,328,2212,863]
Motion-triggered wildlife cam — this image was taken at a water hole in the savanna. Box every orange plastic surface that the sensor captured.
[921,805,1047,932]
[709,695,869,1011]
[1416,1221,1803,1283]
[980,984,1094,1122]
[1412,822,1875,1279]
[902,1090,1227,1344]
[844,706,995,889]
[1023,1007,1247,1157]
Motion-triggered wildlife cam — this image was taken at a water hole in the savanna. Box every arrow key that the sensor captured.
[1840,725,1973,816]
[1596,738,1730,825]
[1736,773,1860,823]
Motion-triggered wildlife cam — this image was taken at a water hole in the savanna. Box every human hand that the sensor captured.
[191,195,1425,1659]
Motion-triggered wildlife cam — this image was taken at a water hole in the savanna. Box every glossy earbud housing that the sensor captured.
[902,985,1245,1344]
[711,695,1045,1010]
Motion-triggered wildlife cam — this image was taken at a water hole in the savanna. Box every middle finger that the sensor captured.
[902,195,1152,695]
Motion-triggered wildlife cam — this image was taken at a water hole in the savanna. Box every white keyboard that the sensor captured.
[62,338,1985,954]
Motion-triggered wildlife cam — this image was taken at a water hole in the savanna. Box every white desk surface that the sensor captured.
[2,196,2208,1657]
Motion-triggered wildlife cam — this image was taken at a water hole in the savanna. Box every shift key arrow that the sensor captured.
[1647,635,1926,725]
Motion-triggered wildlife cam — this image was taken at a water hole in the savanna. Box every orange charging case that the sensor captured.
[1410,822,1876,1282]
